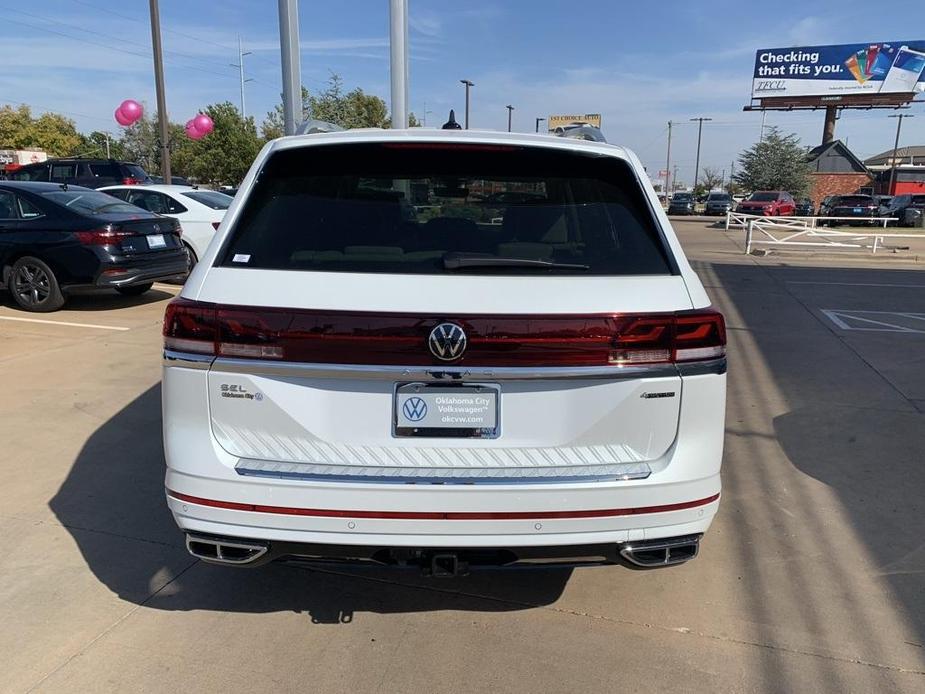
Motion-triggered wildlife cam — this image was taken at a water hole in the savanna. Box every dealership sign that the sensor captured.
[548,114,602,130]
[752,42,925,99]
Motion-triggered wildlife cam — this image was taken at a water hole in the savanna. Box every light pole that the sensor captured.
[535,117,546,133]
[888,113,913,195]
[231,35,254,119]
[390,0,409,129]
[506,105,514,132]
[148,0,170,182]
[278,0,301,135]
[665,120,673,199]
[690,117,712,192]
[460,79,474,129]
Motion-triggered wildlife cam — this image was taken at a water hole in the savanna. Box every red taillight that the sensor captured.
[74,227,135,245]
[164,301,726,367]
[122,177,140,185]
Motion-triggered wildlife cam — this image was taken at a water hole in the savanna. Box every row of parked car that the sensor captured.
[667,189,925,226]
[0,175,233,312]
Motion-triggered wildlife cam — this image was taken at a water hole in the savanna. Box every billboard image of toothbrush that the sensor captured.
[752,41,925,98]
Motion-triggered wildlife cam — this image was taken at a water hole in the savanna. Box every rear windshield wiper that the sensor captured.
[443,253,589,271]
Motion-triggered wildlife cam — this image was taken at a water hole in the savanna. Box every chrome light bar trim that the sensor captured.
[163,349,214,370]
[165,351,725,380]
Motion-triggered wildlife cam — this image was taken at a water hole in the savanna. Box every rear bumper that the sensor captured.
[94,253,189,287]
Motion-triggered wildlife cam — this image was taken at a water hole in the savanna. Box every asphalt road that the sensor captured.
[1,223,924,693]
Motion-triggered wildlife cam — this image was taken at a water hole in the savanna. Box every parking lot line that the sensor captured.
[788,281,925,288]
[0,316,130,331]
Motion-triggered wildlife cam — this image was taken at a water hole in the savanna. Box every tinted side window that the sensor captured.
[50,163,76,181]
[88,163,120,179]
[11,165,48,182]
[0,191,16,218]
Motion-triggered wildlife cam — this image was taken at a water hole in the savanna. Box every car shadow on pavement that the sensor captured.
[0,288,174,313]
[695,259,925,681]
[49,384,572,620]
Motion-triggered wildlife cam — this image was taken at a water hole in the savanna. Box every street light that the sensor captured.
[460,79,474,129]
[506,104,514,132]
[535,117,546,133]
[689,117,712,192]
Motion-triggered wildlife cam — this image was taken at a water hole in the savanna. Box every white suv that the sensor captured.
[162,129,726,575]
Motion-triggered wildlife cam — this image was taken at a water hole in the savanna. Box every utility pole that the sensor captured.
[460,79,474,129]
[665,120,673,201]
[104,132,111,159]
[506,105,514,132]
[278,0,301,135]
[673,165,679,191]
[535,117,546,133]
[231,35,254,119]
[389,0,409,129]
[690,116,712,192]
[759,110,767,142]
[888,114,913,195]
[148,0,170,182]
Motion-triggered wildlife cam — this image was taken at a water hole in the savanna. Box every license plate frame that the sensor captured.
[147,234,167,249]
[393,382,501,439]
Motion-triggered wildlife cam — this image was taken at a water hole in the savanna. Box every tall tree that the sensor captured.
[0,105,82,155]
[261,74,415,140]
[76,131,127,160]
[172,102,262,185]
[700,167,724,191]
[121,114,187,176]
[734,128,811,196]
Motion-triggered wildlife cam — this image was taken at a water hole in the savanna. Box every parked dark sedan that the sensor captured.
[0,181,188,311]
[822,194,880,226]
[886,194,925,227]
[704,191,734,215]
[668,192,695,215]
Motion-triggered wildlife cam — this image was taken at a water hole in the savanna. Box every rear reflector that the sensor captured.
[164,300,725,367]
[211,222,221,230]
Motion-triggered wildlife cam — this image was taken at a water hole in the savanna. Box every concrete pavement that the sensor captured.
[1,234,923,693]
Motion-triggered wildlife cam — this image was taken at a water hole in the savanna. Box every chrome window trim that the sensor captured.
[165,351,726,380]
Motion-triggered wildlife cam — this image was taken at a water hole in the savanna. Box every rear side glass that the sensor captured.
[220,143,674,276]
[18,197,44,219]
[0,191,16,218]
[12,165,48,181]
[89,163,120,178]
[123,164,149,181]
[182,191,232,210]
[50,164,76,181]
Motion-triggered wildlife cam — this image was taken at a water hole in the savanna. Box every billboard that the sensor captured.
[548,113,601,130]
[752,42,925,99]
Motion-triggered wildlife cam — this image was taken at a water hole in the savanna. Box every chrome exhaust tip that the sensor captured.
[186,533,269,566]
[619,534,701,568]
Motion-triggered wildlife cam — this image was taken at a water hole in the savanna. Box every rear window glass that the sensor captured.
[41,190,140,215]
[10,165,47,182]
[219,143,673,276]
[707,193,730,201]
[748,192,778,202]
[835,196,874,205]
[912,196,925,206]
[182,190,232,209]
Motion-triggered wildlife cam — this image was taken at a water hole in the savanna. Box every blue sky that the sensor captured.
[1,0,924,185]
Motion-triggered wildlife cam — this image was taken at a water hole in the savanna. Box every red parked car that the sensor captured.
[735,191,796,216]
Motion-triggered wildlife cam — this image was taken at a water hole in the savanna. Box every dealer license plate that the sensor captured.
[394,383,500,438]
[147,234,167,249]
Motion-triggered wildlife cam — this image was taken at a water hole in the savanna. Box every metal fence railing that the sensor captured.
[725,211,894,231]
[742,216,921,255]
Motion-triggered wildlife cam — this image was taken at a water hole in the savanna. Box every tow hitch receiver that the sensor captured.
[424,552,468,578]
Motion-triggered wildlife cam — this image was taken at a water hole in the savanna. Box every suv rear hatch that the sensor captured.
[169,141,723,482]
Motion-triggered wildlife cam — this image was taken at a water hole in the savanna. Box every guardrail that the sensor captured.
[725,211,893,231]
[743,217,921,255]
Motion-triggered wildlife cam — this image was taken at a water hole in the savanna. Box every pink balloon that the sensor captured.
[185,120,205,140]
[192,113,214,135]
[118,99,143,123]
[114,108,133,127]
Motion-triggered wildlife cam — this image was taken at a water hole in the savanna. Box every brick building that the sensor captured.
[804,140,873,206]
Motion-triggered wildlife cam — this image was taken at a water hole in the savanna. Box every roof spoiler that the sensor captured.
[294,119,345,135]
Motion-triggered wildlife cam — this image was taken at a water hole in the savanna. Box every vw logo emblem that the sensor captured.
[403,397,427,422]
[428,323,467,361]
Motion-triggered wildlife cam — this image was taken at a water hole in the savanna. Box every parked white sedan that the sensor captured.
[100,185,232,267]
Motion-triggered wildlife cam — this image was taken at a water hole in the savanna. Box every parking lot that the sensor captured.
[2,222,924,693]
